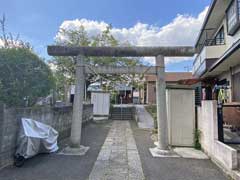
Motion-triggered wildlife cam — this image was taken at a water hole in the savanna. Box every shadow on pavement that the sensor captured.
[0,121,112,180]
[130,120,228,180]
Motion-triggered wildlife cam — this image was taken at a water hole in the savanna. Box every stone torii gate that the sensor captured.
[48,46,195,156]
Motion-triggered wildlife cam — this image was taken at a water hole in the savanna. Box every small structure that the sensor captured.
[91,91,110,120]
[166,86,195,147]
[114,84,133,104]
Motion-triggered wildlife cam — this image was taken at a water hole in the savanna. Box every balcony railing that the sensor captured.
[193,38,226,77]
[204,38,225,46]
[196,38,225,55]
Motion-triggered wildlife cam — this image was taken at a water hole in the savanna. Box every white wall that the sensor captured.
[198,101,238,170]
[205,45,227,59]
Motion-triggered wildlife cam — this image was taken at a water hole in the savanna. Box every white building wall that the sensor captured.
[205,45,227,59]
[198,101,238,171]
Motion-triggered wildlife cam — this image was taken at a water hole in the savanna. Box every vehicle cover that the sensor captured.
[15,118,59,159]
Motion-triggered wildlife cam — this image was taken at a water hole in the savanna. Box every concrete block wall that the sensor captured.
[198,100,238,171]
[0,104,93,169]
[17,106,73,140]
[197,101,218,155]
[0,105,17,168]
[214,141,238,170]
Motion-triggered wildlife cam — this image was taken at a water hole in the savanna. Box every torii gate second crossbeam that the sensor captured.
[47,45,195,156]
[85,65,156,75]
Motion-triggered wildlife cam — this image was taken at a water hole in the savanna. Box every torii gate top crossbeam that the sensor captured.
[47,46,195,57]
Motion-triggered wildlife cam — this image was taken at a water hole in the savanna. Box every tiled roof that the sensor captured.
[145,72,193,82]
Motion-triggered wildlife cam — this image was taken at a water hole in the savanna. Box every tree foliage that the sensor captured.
[0,47,54,107]
[0,15,55,107]
[52,25,144,99]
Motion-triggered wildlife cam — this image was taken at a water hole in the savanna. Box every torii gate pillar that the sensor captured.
[70,55,85,147]
[156,55,168,150]
[61,55,89,155]
[149,55,179,157]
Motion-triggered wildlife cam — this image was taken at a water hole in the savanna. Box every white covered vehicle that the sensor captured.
[14,118,59,167]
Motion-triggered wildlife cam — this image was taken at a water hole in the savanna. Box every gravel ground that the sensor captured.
[0,121,112,180]
[130,120,228,180]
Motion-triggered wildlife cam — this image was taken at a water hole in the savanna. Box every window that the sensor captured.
[226,0,240,35]
[215,27,225,45]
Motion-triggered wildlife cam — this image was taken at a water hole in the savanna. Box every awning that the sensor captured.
[177,79,201,85]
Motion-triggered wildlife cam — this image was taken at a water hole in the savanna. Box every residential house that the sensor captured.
[141,72,193,104]
[193,0,240,178]
[193,0,240,102]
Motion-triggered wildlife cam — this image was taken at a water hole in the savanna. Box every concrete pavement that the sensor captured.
[130,120,228,180]
[0,119,229,180]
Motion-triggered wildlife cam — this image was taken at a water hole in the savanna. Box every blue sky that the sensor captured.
[2,0,211,71]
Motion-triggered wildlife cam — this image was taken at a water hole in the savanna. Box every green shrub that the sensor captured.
[0,48,54,107]
[194,129,201,150]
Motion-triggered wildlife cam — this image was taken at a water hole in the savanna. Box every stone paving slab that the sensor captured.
[88,121,145,180]
[173,148,209,159]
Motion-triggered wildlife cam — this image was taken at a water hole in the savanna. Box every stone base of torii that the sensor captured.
[47,46,195,157]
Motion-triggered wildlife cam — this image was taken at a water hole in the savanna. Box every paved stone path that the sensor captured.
[88,120,145,180]
[135,105,154,129]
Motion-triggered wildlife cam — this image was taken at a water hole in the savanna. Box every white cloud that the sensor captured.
[47,61,57,72]
[56,6,208,65]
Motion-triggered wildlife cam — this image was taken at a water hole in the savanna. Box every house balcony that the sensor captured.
[193,39,227,77]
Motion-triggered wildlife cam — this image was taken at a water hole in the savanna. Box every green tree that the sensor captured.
[52,25,144,100]
[0,48,54,107]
